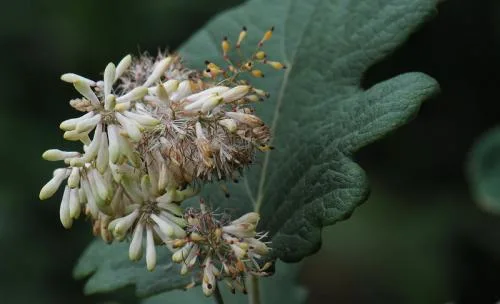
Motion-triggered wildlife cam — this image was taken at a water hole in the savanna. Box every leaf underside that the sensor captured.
[74,0,440,298]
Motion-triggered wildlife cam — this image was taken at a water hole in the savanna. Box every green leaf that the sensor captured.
[142,261,307,304]
[468,127,500,214]
[73,239,193,297]
[74,0,440,297]
[180,0,439,262]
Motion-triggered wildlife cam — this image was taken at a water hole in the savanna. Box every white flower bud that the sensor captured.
[231,212,260,225]
[220,85,250,102]
[107,125,120,163]
[150,214,174,238]
[115,112,142,142]
[222,223,256,238]
[163,79,179,95]
[73,80,100,106]
[156,82,169,102]
[90,168,109,201]
[172,242,193,263]
[96,131,109,173]
[63,129,89,142]
[146,227,156,271]
[75,113,101,133]
[230,243,247,258]
[115,54,132,81]
[123,111,160,127]
[201,96,223,113]
[184,94,214,111]
[129,222,144,261]
[68,167,80,188]
[42,149,79,161]
[114,101,132,112]
[170,80,191,102]
[104,94,116,111]
[202,257,216,296]
[143,57,172,87]
[110,209,139,239]
[39,168,68,200]
[185,86,229,102]
[81,178,98,218]
[218,118,238,133]
[69,187,81,219]
[116,86,148,103]
[59,186,73,228]
[61,73,95,86]
[245,237,269,255]
[59,112,95,131]
[103,62,116,98]
[225,112,264,127]
[83,123,102,161]
[159,211,187,228]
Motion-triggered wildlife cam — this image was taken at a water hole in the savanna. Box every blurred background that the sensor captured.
[1,0,500,303]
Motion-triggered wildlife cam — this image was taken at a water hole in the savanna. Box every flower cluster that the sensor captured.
[172,201,271,296]
[39,26,282,296]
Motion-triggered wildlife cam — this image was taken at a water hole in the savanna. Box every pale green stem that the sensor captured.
[248,275,261,304]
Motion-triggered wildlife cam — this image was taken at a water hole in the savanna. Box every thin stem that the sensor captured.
[213,282,225,304]
[248,275,261,304]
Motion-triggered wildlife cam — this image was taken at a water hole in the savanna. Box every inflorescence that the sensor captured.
[39,26,284,296]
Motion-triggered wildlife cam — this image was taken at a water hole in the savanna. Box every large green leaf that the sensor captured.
[74,0,439,297]
[180,0,439,261]
[73,239,193,297]
[142,261,307,304]
[468,127,500,214]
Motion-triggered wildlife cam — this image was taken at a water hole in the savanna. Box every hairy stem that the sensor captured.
[248,275,261,304]
[213,283,225,304]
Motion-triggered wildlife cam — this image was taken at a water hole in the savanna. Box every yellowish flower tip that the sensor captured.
[265,60,287,70]
[251,69,264,78]
[255,51,266,60]
[222,36,231,59]
[236,26,247,48]
[258,26,274,47]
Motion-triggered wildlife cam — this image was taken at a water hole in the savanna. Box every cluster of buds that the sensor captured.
[39,26,283,296]
[172,201,271,296]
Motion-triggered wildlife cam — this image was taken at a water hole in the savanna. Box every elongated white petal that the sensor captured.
[42,149,79,161]
[150,214,174,238]
[96,131,109,173]
[103,62,116,97]
[104,94,116,111]
[225,112,264,127]
[59,186,72,228]
[73,81,100,106]
[83,123,102,161]
[185,86,229,102]
[115,54,132,81]
[157,201,183,217]
[220,85,250,102]
[163,79,179,95]
[63,130,89,142]
[68,167,80,188]
[110,209,139,239]
[107,125,120,163]
[75,113,101,133]
[39,169,68,200]
[172,242,193,263]
[201,96,223,113]
[116,86,148,103]
[120,175,144,203]
[61,73,95,86]
[202,258,216,296]
[115,112,142,142]
[123,111,159,127]
[86,170,106,208]
[159,211,187,228]
[69,187,81,219]
[80,178,98,218]
[222,223,256,238]
[184,94,213,111]
[231,212,260,225]
[170,80,191,102]
[59,112,94,131]
[129,223,144,261]
[146,227,156,271]
[91,168,109,201]
[143,57,172,87]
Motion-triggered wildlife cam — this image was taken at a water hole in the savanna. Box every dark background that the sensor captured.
[2,0,500,303]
